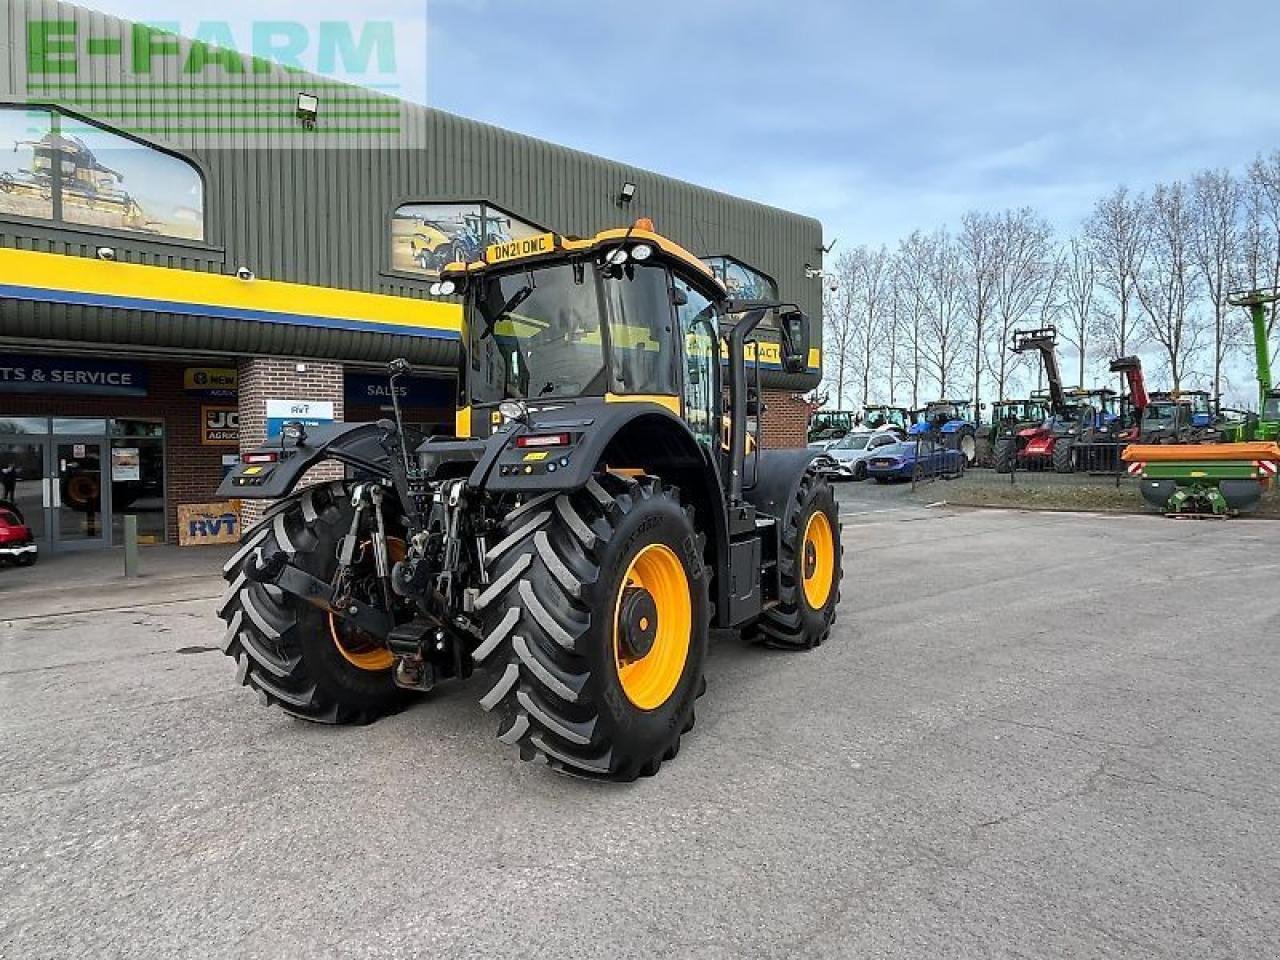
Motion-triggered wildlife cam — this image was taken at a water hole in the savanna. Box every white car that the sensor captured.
[812,429,902,481]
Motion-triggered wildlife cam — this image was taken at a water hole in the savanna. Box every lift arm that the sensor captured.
[1228,289,1278,409]
[1109,356,1149,412]
[1011,326,1067,417]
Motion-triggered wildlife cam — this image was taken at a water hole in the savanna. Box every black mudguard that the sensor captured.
[463,399,705,493]
[218,422,395,499]
[743,448,822,522]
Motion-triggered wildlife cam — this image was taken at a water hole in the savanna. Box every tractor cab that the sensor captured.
[1261,390,1280,441]
[433,222,812,494]
[911,400,972,431]
[809,410,856,445]
[862,405,910,434]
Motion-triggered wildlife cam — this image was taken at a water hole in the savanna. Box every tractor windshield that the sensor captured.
[469,264,608,403]
[1142,402,1178,427]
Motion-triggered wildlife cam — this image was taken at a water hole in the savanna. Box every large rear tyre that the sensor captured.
[1053,439,1075,474]
[217,481,409,724]
[747,470,842,651]
[993,436,1016,474]
[474,475,710,781]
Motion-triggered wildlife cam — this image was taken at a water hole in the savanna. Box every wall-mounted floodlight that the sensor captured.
[617,181,637,207]
[296,93,319,129]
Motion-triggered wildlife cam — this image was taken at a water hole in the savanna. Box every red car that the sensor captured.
[0,507,38,566]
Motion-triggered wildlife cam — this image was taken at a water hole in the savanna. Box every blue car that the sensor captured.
[866,439,966,483]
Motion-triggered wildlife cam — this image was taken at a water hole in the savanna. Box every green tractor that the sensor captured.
[862,404,911,435]
[215,224,843,781]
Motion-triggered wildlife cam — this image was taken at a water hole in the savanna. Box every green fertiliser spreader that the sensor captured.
[1122,288,1279,516]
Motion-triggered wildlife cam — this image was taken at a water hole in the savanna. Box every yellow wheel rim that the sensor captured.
[328,538,402,672]
[800,510,835,610]
[613,543,692,711]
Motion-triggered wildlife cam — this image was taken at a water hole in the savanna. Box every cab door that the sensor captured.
[672,274,720,449]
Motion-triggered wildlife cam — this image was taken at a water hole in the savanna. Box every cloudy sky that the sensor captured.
[90,0,1279,252]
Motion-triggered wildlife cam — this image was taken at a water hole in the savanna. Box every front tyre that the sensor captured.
[217,481,409,724]
[474,475,709,781]
[748,470,842,651]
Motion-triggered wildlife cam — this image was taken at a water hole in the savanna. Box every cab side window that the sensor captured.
[674,275,719,446]
[604,265,677,396]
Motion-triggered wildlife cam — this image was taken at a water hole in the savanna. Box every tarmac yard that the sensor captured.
[2,500,1279,959]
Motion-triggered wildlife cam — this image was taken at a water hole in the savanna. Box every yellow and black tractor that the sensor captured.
[216,222,843,780]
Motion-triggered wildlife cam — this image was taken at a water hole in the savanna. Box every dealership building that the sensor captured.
[0,1,824,553]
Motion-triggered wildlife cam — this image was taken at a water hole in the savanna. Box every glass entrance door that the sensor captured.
[0,436,49,547]
[54,439,108,549]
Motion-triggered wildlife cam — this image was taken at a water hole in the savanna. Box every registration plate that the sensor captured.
[486,232,557,264]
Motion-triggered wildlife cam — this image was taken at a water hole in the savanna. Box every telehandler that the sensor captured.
[215,223,843,780]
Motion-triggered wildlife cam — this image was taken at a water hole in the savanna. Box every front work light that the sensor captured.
[606,248,630,266]
[429,280,458,296]
[498,400,529,424]
[630,243,654,262]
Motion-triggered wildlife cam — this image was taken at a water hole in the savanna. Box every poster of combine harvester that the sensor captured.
[0,107,204,240]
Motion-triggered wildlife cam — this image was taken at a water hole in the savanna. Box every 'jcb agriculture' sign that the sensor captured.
[486,233,556,265]
[202,405,239,446]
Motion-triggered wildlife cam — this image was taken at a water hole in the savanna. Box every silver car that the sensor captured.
[812,429,902,481]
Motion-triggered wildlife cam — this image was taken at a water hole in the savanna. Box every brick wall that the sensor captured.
[760,390,811,449]
[0,359,225,543]
[237,357,345,529]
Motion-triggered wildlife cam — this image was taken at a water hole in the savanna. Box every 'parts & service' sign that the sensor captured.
[0,354,148,397]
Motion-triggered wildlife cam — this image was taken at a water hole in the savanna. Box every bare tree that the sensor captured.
[986,208,1054,400]
[1134,182,1206,389]
[820,251,861,409]
[1060,236,1096,387]
[1086,186,1146,357]
[848,245,892,407]
[893,231,932,408]
[917,229,966,397]
[1244,152,1280,337]
[958,211,999,408]
[1190,168,1241,400]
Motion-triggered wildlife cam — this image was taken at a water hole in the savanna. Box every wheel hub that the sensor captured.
[617,586,659,660]
[803,541,818,580]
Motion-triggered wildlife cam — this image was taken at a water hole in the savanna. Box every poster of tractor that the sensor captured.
[389,201,545,278]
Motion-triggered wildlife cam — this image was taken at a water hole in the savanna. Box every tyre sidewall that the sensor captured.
[582,493,708,763]
[788,478,841,635]
[273,485,401,708]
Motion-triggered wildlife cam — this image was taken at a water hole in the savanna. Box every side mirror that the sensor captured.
[670,286,689,307]
[779,309,810,374]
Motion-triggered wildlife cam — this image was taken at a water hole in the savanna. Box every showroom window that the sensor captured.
[0,104,205,241]
[389,200,544,280]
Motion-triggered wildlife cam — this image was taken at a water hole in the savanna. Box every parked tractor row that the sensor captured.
[809,289,1280,516]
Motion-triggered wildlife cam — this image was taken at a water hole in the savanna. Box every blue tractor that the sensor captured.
[908,399,979,465]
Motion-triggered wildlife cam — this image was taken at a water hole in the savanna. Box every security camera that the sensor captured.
[235,267,255,282]
[96,246,116,262]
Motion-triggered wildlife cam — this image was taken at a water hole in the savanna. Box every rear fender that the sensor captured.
[218,422,394,500]
[744,448,822,522]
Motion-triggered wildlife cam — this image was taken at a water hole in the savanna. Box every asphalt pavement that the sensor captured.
[3,504,1279,959]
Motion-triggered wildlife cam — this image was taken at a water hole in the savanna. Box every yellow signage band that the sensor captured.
[0,248,463,340]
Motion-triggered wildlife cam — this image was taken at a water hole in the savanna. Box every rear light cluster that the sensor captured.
[515,433,571,449]
[242,452,280,464]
